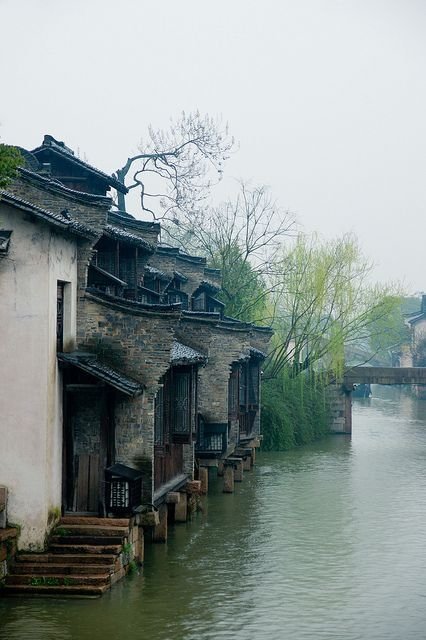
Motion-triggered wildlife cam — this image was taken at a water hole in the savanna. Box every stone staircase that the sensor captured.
[2,516,132,597]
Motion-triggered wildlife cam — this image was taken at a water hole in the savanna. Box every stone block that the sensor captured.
[199,467,208,495]
[223,465,234,493]
[166,492,181,504]
[175,492,188,522]
[153,504,168,543]
[137,510,160,527]
[186,480,202,494]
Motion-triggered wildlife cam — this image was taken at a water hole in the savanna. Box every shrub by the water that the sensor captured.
[261,372,330,451]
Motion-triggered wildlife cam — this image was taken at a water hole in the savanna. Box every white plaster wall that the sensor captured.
[413,319,426,349]
[0,204,77,549]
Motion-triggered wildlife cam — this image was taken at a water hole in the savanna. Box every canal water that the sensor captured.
[1,387,426,640]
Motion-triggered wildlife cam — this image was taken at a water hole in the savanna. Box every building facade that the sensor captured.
[0,136,272,584]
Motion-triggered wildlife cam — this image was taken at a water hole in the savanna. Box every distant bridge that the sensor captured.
[343,367,426,387]
[330,367,426,435]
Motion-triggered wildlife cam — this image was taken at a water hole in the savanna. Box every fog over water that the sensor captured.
[1,1,426,290]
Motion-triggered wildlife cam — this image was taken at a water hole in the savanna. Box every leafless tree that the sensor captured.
[113,111,234,219]
[163,181,295,322]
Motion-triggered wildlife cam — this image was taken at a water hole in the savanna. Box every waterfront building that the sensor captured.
[0,136,271,594]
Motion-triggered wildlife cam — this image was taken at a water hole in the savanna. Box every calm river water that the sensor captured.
[1,387,426,640]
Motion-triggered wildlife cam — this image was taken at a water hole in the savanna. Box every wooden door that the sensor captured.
[63,386,112,514]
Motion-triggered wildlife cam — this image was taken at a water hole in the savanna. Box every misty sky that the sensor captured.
[1,0,426,292]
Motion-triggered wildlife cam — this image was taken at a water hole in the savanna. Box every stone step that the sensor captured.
[54,525,129,537]
[16,553,117,565]
[2,583,109,597]
[50,535,124,546]
[50,544,122,555]
[6,573,110,586]
[11,563,112,575]
[60,516,130,527]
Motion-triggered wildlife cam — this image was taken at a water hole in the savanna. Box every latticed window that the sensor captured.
[192,292,206,311]
[110,479,129,509]
[56,282,64,351]
[154,385,165,445]
[239,363,248,409]
[248,362,260,405]
[172,371,191,434]
[228,365,239,417]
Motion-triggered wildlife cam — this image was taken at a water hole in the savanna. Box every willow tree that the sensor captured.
[266,233,402,379]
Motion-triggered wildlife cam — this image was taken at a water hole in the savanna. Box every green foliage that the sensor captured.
[267,233,403,378]
[0,144,21,188]
[210,243,267,323]
[47,507,61,526]
[127,560,138,575]
[29,576,61,586]
[362,296,410,365]
[261,370,331,451]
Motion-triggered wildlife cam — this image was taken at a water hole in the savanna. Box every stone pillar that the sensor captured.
[175,492,188,522]
[251,447,256,466]
[327,384,352,434]
[199,467,209,495]
[223,463,234,493]
[233,459,244,482]
[153,504,168,543]
[134,525,145,563]
[243,455,251,471]
[217,461,224,477]
[344,391,352,434]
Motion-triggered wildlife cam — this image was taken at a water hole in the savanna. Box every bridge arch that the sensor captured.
[330,367,426,434]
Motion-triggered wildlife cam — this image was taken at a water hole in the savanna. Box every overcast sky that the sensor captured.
[1,0,425,292]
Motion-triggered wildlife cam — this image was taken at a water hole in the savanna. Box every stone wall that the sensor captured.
[176,318,251,424]
[10,172,109,233]
[149,251,209,300]
[76,294,183,500]
[77,294,180,383]
[114,393,154,502]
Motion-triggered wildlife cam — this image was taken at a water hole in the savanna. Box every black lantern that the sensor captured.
[105,464,143,516]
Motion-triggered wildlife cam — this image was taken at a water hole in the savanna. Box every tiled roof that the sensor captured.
[108,210,161,232]
[157,245,207,264]
[182,310,222,320]
[204,266,221,276]
[173,270,188,283]
[408,313,426,325]
[145,265,169,280]
[199,280,220,295]
[85,287,182,314]
[58,352,144,396]
[171,341,207,365]
[104,224,154,252]
[249,346,267,359]
[31,135,127,194]
[19,167,112,206]
[0,190,97,239]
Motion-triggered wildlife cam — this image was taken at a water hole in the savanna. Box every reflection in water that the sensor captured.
[1,387,426,640]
